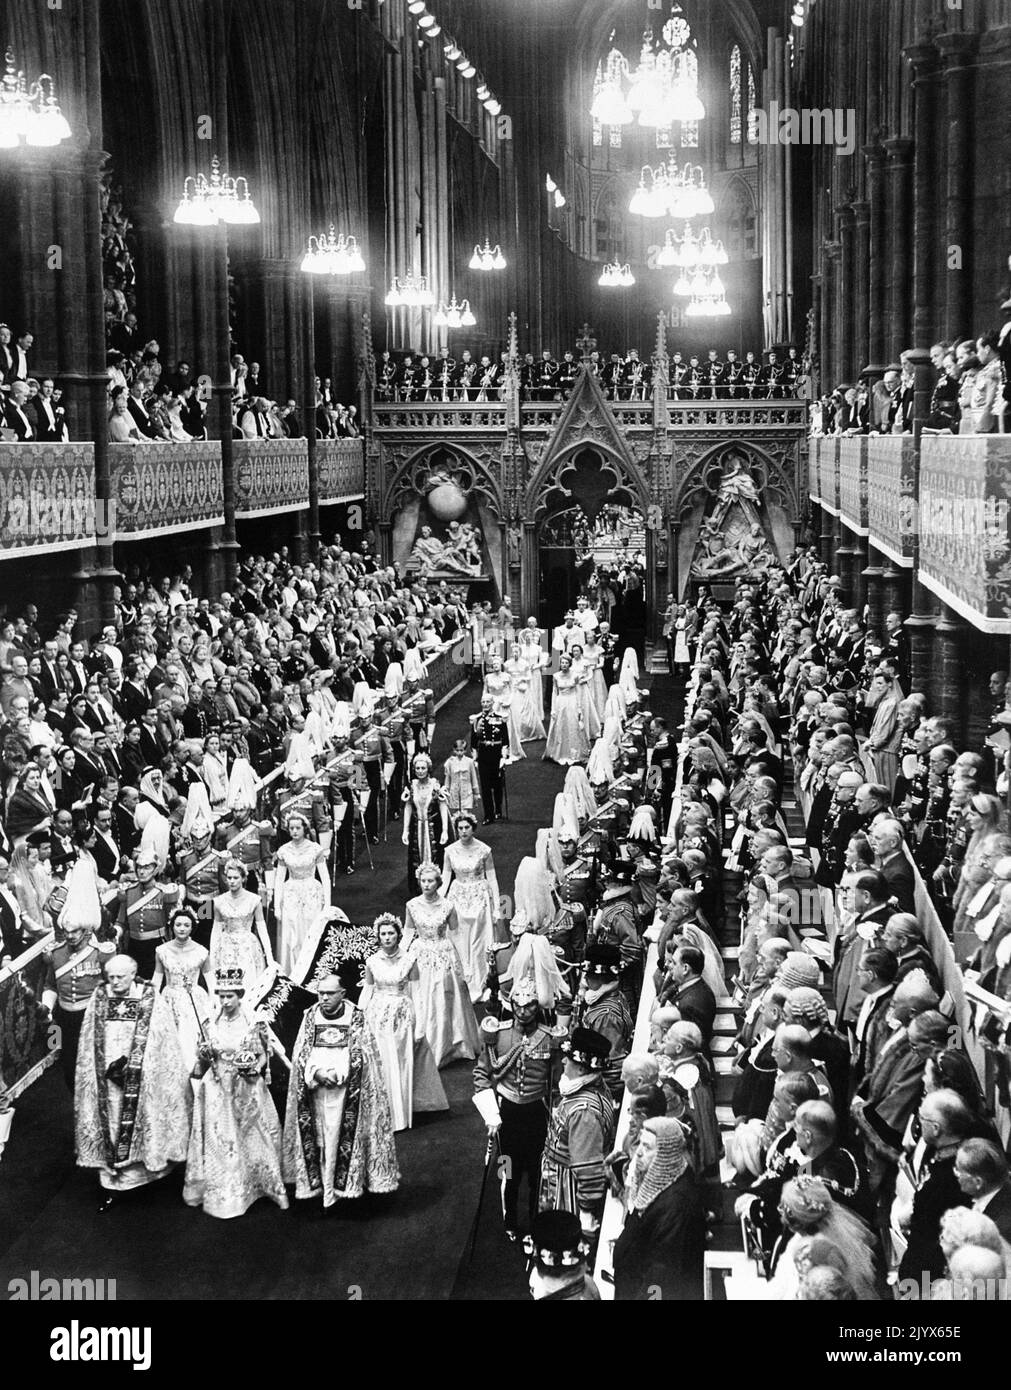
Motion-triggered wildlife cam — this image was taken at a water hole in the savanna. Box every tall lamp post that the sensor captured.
[300,226,366,556]
[173,157,259,590]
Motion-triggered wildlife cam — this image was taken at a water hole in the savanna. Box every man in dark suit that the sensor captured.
[850,946,899,1092]
[870,817,917,915]
[955,1138,1011,1243]
[898,1090,973,1284]
[30,379,68,441]
[126,380,160,439]
[3,381,35,439]
[784,988,850,1111]
[664,943,717,1049]
[90,804,122,883]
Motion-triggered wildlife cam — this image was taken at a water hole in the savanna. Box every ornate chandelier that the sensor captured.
[629,162,714,220]
[590,9,704,131]
[679,268,731,317]
[657,225,728,269]
[598,259,635,288]
[0,45,72,148]
[433,296,476,328]
[385,271,435,307]
[300,226,365,275]
[469,238,506,271]
[173,156,260,225]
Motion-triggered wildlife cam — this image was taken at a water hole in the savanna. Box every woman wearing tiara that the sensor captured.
[152,906,215,1076]
[402,752,450,893]
[210,858,273,991]
[517,616,549,726]
[504,641,545,743]
[483,653,525,762]
[360,913,447,1130]
[405,861,479,1066]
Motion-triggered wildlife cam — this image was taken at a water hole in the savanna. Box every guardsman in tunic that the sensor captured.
[670,352,689,400]
[214,804,274,894]
[525,1210,600,1300]
[116,845,180,980]
[43,920,116,1088]
[724,350,744,399]
[384,705,409,815]
[549,830,596,982]
[537,351,559,402]
[398,353,418,403]
[742,351,761,397]
[762,350,785,399]
[579,944,634,1100]
[436,349,456,403]
[474,977,563,1238]
[538,1025,615,1239]
[377,351,398,403]
[402,680,433,755]
[327,738,358,875]
[556,352,578,397]
[456,350,478,401]
[355,720,391,842]
[471,695,509,824]
[592,858,644,1003]
[687,355,704,399]
[705,349,725,401]
[178,814,224,950]
[273,770,332,852]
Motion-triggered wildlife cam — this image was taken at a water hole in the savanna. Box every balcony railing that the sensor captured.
[0,442,97,558]
[109,441,224,539]
[866,435,917,568]
[838,435,868,534]
[234,439,309,518]
[317,438,366,505]
[372,397,809,431]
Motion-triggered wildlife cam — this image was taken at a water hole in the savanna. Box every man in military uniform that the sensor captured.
[742,350,761,397]
[580,943,634,1100]
[687,354,704,398]
[622,348,650,402]
[670,351,689,399]
[597,620,619,687]
[42,915,117,1088]
[592,858,644,1001]
[215,797,273,895]
[402,678,434,756]
[556,351,578,397]
[762,349,784,399]
[471,694,508,824]
[178,809,224,949]
[538,1025,615,1239]
[273,761,332,853]
[398,352,417,403]
[519,352,537,401]
[724,349,744,399]
[327,736,359,874]
[355,718,391,842]
[548,829,596,983]
[814,768,864,890]
[475,977,562,1239]
[376,351,397,403]
[705,348,724,400]
[116,845,180,979]
[456,349,478,401]
[383,700,409,814]
[435,347,456,402]
[537,350,559,402]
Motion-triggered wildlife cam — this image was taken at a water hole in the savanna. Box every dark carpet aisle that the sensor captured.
[0,675,577,1302]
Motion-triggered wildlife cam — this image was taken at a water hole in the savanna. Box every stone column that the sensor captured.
[863,144,888,368]
[933,603,966,738]
[851,532,869,615]
[851,200,871,375]
[863,544,886,634]
[836,204,856,384]
[884,138,914,361]
[935,32,978,341]
[820,506,834,570]
[906,577,937,699]
[822,242,841,389]
[904,42,941,350]
[882,565,909,616]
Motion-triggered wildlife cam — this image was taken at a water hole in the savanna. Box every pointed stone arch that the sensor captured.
[383,441,505,522]
[673,438,800,525]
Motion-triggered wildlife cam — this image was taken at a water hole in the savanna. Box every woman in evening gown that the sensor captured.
[151,906,215,1076]
[483,654,525,761]
[360,913,447,1130]
[504,642,545,742]
[183,971,289,1219]
[579,631,608,724]
[273,811,330,977]
[405,862,479,1066]
[517,620,548,728]
[440,811,501,1000]
[544,654,591,766]
[569,645,602,741]
[210,859,273,990]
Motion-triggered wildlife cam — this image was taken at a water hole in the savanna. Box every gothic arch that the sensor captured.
[525,439,650,526]
[673,439,800,526]
[382,442,504,524]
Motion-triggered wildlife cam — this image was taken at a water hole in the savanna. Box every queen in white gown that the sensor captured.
[360,914,448,1131]
[504,643,546,742]
[441,813,501,1000]
[405,863,479,1066]
[483,655,525,761]
[273,813,330,977]
[544,655,591,766]
[210,862,273,989]
[151,907,215,1075]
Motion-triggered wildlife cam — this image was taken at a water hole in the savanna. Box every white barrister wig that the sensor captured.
[227,757,260,812]
[604,685,628,722]
[180,781,215,841]
[284,730,317,782]
[404,648,426,682]
[384,662,404,701]
[619,647,641,699]
[564,765,598,819]
[587,737,615,786]
[552,792,580,844]
[535,827,565,882]
[58,854,102,933]
[512,854,559,933]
